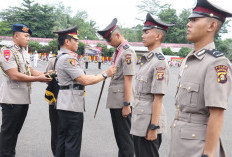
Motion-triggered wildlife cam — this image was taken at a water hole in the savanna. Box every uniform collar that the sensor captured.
[60,47,72,54]
[143,47,162,61]
[116,40,127,51]
[193,42,216,60]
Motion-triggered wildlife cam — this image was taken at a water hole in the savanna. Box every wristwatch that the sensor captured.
[201,155,209,157]
[102,73,107,79]
[123,101,130,106]
[149,124,160,130]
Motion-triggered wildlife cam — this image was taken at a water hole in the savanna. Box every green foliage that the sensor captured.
[215,38,232,61]
[77,41,86,55]
[162,47,175,55]
[177,47,192,57]
[28,41,43,53]
[96,43,114,57]
[0,21,12,36]
[121,25,143,42]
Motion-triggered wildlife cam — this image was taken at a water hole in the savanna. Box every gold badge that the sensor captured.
[68,58,77,66]
[22,27,29,32]
[215,65,228,83]
[156,71,164,80]
[125,54,131,65]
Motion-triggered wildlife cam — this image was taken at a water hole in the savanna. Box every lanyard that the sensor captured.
[113,41,128,65]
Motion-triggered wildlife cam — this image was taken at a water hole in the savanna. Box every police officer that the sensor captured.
[0,24,52,157]
[97,54,102,69]
[169,1,232,157]
[54,26,116,157]
[130,13,173,157]
[84,54,89,69]
[98,18,136,157]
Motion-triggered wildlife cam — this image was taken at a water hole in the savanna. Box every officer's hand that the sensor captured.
[37,74,52,82]
[105,65,117,77]
[145,129,157,141]
[122,106,131,118]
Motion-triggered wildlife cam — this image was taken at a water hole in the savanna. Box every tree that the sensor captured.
[177,47,191,57]
[162,47,175,55]
[0,21,12,36]
[121,24,143,42]
[28,41,43,53]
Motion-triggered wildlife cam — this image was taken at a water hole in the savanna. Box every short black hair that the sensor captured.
[57,35,72,50]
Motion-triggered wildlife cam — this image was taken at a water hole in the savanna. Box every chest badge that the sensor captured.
[125,54,131,65]
[3,50,11,61]
[215,65,228,83]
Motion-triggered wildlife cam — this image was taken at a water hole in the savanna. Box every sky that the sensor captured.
[0,0,231,39]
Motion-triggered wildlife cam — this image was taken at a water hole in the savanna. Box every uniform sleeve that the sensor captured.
[46,58,55,72]
[63,56,85,80]
[151,60,169,95]
[1,49,18,71]
[204,58,232,109]
[122,49,136,76]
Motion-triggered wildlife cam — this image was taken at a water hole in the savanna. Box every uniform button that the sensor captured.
[192,134,196,138]
[141,109,144,112]
[185,65,188,68]
[179,85,182,88]
[187,87,191,91]
[141,63,143,66]
[173,123,176,128]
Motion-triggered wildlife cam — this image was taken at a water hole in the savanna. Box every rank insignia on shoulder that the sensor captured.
[125,54,131,65]
[206,49,224,58]
[3,50,11,61]
[156,71,164,80]
[123,44,129,50]
[155,53,165,60]
[68,58,77,66]
[215,65,228,83]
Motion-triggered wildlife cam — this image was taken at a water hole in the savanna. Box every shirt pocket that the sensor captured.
[10,80,27,88]
[135,75,151,94]
[176,82,200,107]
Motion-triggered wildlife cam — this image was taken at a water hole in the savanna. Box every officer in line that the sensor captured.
[0,24,52,157]
[98,18,137,157]
[130,13,173,157]
[97,54,102,69]
[54,26,116,157]
[169,0,232,157]
[84,53,89,69]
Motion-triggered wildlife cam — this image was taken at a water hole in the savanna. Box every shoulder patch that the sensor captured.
[68,58,77,67]
[155,52,165,60]
[3,50,11,61]
[215,65,228,83]
[123,44,129,50]
[125,54,132,64]
[206,49,224,58]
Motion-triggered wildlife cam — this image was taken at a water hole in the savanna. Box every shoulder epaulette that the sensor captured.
[123,44,129,50]
[155,52,165,60]
[206,49,224,58]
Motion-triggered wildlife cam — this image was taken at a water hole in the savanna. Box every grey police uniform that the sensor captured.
[55,47,85,157]
[106,43,136,108]
[0,42,31,157]
[0,43,31,104]
[130,47,168,157]
[56,48,85,112]
[169,42,232,157]
[106,42,136,157]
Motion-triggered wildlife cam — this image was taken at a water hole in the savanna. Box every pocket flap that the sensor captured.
[136,75,148,82]
[180,127,206,140]
[109,86,124,93]
[133,106,152,115]
[181,82,199,92]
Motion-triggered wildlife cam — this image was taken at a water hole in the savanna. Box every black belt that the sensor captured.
[59,84,84,90]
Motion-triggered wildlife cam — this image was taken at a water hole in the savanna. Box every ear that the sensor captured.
[208,21,217,32]
[64,38,70,45]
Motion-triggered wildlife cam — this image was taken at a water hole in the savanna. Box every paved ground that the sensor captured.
[0,61,232,157]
